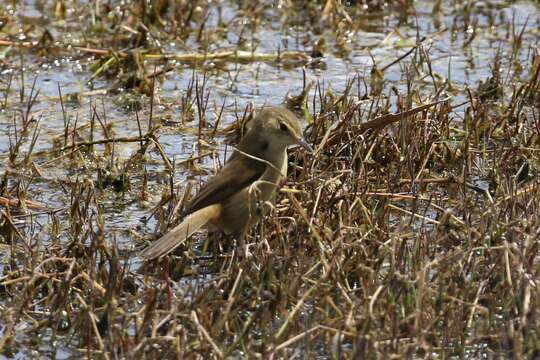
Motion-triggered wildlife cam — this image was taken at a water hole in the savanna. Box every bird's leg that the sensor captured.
[205,229,221,254]
[234,229,255,259]
[216,231,234,253]
[234,228,245,252]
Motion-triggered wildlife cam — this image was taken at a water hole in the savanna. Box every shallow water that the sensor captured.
[0,0,539,358]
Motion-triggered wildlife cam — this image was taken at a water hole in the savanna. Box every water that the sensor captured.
[0,0,537,245]
[0,2,538,355]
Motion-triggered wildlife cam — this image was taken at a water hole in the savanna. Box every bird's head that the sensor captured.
[249,106,312,152]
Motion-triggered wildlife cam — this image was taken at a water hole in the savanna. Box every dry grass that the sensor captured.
[1,0,539,358]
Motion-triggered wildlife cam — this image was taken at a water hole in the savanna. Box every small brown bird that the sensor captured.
[140,106,311,259]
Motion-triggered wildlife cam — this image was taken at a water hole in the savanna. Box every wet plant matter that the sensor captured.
[0,0,540,358]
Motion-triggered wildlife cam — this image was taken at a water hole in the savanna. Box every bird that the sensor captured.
[139,106,312,260]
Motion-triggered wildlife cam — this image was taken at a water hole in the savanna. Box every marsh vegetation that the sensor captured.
[0,0,539,358]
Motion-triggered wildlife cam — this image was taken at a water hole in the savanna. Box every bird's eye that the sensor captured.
[279,122,288,132]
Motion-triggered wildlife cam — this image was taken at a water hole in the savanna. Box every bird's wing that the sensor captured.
[182,152,267,216]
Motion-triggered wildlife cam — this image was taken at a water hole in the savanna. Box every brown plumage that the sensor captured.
[139,106,311,260]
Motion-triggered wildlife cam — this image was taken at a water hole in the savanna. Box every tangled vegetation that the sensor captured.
[0,0,539,358]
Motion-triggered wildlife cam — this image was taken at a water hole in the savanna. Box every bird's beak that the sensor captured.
[296,137,313,153]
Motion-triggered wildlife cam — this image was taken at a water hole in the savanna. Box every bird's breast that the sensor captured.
[214,149,288,235]
[259,148,287,198]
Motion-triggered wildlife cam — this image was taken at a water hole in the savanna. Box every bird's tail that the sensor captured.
[139,204,221,260]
